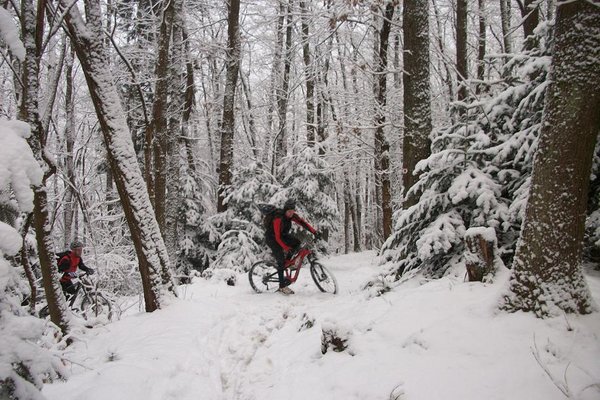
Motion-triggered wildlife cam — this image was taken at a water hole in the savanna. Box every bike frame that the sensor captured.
[282,247,312,283]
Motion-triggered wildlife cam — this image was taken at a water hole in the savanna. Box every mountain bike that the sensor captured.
[35,272,114,320]
[248,242,338,294]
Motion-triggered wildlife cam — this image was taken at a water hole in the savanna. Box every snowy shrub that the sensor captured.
[204,230,261,285]
[0,120,65,399]
[205,162,280,279]
[176,171,218,277]
[277,143,339,247]
[379,24,554,280]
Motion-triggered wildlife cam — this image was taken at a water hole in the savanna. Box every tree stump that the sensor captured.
[464,227,497,282]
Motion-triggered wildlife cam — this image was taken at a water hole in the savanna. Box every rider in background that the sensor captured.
[265,199,319,295]
[57,240,95,296]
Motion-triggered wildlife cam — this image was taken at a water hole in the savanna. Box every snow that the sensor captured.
[42,251,600,400]
[0,7,26,61]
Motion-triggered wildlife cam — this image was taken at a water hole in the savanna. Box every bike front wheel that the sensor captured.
[80,292,113,320]
[248,260,280,293]
[310,262,338,294]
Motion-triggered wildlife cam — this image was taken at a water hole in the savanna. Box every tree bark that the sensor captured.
[476,0,486,94]
[456,0,468,102]
[520,0,540,48]
[273,0,293,176]
[20,0,71,335]
[300,0,315,146]
[500,0,513,55]
[148,0,176,229]
[402,0,432,208]
[373,2,394,241]
[501,1,599,317]
[217,0,241,212]
[59,0,177,312]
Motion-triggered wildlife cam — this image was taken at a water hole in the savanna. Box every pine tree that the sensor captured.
[278,143,339,242]
[379,23,554,280]
[205,162,280,283]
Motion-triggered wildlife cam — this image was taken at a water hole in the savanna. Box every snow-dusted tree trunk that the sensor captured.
[456,0,468,102]
[402,0,432,208]
[500,0,513,55]
[59,0,176,312]
[476,0,486,94]
[501,1,599,317]
[19,0,71,334]
[300,0,315,146]
[520,0,540,48]
[63,44,76,246]
[150,0,177,233]
[217,0,241,212]
[373,2,394,240]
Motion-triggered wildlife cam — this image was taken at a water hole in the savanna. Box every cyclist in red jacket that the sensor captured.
[57,240,95,297]
[264,199,318,295]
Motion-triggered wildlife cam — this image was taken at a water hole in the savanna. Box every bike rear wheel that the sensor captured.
[80,292,113,320]
[310,262,337,294]
[248,260,280,293]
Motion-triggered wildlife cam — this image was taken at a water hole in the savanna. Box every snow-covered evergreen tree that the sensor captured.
[176,171,219,279]
[277,143,339,243]
[205,162,280,283]
[0,119,64,399]
[379,23,554,280]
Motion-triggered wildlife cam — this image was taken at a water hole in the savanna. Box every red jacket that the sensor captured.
[272,210,317,252]
[58,251,89,283]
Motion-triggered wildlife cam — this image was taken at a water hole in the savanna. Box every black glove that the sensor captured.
[86,268,95,275]
[314,231,321,240]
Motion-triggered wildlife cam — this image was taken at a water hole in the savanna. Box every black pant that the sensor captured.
[266,235,300,287]
[61,280,78,297]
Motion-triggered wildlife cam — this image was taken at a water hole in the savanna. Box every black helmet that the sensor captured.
[283,198,296,211]
[70,240,84,249]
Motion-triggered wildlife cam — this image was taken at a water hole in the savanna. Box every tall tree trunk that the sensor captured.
[456,0,469,103]
[273,0,293,176]
[217,0,241,212]
[373,3,394,241]
[59,0,177,312]
[165,2,185,266]
[476,0,486,94]
[432,0,455,110]
[500,0,513,55]
[265,0,286,165]
[148,0,176,230]
[300,0,315,146]
[520,0,540,48]
[20,0,71,335]
[402,0,432,208]
[63,44,76,246]
[501,1,599,317]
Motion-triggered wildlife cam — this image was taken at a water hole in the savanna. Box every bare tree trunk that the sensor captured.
[217,0,241,212]
[273,0,293,176]
[59,0,177,312]
[265,0,285,165]
[500,0,513,55]
[373,3,394,241]
[520,0,540,48]
[20,0,71,334]
[148,0,177,230]
[239,71,259,159]
[456,0,468,102]
[476,0,486,94]
[63,44,76,245]
[300,0,315,146]
[402,0,432,208]
[501,1,599,317]
[432,0,455,108]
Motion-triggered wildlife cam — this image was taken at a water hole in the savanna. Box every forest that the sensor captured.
[1,0,599,399]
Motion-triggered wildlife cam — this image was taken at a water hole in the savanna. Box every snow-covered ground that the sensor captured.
[43,252,600,400]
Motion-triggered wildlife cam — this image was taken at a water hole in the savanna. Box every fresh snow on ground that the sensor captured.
[43,252,600,400]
